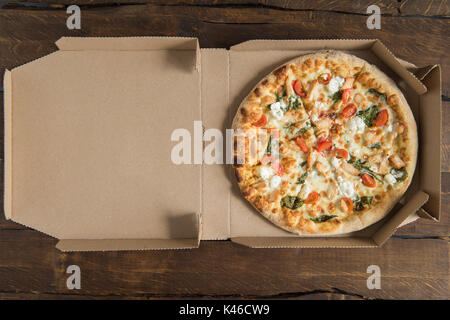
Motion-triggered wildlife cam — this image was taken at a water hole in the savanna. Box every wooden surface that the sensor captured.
[0,0,448,300]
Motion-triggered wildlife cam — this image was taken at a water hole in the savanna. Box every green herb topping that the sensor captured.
[280,196,304,210]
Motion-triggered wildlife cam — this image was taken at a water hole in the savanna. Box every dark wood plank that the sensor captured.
[0,231,447,299]
[3,0,449,17]
[0,5,448,95]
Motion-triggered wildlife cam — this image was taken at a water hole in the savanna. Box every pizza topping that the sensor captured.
[259,166,274,180]
[295,137,309,153]
[367,88,387,101]
[293,80,306,97]
[361,173,376,188]
[353,196,373,211]
[356,105,378,127]
[281,195,304,210]
[390,167,408,181]
[318,73,331,85]
[253,115,267,127]
[310,214,337,223]
[389,154,406,169]
[261,154,275,165]
[270,175,282,188]
[315,161,329,177]
[342,103,357,118]
[346,115,366,133]
[334,148,349,160]
[304,191,320,204]
[340,197,354,213]
[340,180,356,198]
[316,140,333,153]
[272,161,284,176]
[342,88,353,104]
[384,173,397,185]
[327,76,345,94]
[341,77,354,90]
[331,157,342,169]
[375,109,389,127]
[296,172,308,185]
[327,180,339,200]
[270,102,285,120]
[341,161,360,176]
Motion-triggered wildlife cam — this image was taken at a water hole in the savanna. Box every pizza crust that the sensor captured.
[232,50,418,236]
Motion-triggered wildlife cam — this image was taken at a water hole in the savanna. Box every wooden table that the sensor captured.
[0,0,448,300]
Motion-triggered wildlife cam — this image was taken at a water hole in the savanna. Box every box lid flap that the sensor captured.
[56,238,200,252]
[231,237,377,248]
[6,37,202,244]
[417,65,442,219]
[3,69,12,220]
[230,39,376,51]
[56,36,200,71]
[372,191,429,246]
[371,40,427,95]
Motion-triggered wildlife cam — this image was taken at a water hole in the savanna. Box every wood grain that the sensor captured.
[0,232,447,299]
[2,0,449,17]
[0,1,448,300]
[0,4,448,95]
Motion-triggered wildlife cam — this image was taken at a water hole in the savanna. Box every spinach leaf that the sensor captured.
[287,95,302,111]
[356,105,379,127]
[390,167,408,182]
[300,160,307,167]
[331,90,342,103]
[275,88,287,102]
[348,158,384,183]
[353,196,373,212]
[296,172,308,185]
[297,123,311,135]
[310,215,337,223]
[367,88,387,101]
[369,143,382,149]
[280,196,304,210]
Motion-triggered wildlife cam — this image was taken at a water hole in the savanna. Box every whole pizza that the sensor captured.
[232,51,417,235]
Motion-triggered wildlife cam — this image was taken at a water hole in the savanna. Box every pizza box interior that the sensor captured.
[3,37,441,252]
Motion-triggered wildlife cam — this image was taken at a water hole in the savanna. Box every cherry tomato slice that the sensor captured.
[304,191,320,204]
[293,80,306,97]
[375,109,389,127]
[341,197,354,213]
[253,114,267,127]
[361,173,376,188]
[272,162,284,176]
[318,73,331,85]
[342,103,357,119]
[295,137,309,153]
[334,148,349,159]
[316,141,333,153]
[342,88,353,104]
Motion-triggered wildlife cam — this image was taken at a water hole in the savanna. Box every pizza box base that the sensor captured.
[3,37,441,251]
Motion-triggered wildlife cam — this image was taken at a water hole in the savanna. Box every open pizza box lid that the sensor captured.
[3,37,441,251]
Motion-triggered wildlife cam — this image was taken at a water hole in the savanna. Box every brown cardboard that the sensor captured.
[4,37,202,250]
[4,37,442,251]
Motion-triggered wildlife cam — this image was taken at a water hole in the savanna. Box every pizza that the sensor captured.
[232,51,417,235]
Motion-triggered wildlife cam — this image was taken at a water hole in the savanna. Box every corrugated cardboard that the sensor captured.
[3,37,442,251]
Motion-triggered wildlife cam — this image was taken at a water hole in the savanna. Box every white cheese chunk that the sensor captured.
[259,166,273,180]
[270,175,282,189]
[340,181,356,198]
[314,101,326,110]
[270,102,284,120]
[299,182,311,198]
[331,157,342,169]
[346,116,366,133]
[385,173,397,185]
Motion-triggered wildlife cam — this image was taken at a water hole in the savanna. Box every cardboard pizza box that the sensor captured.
[3,37,441,251]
